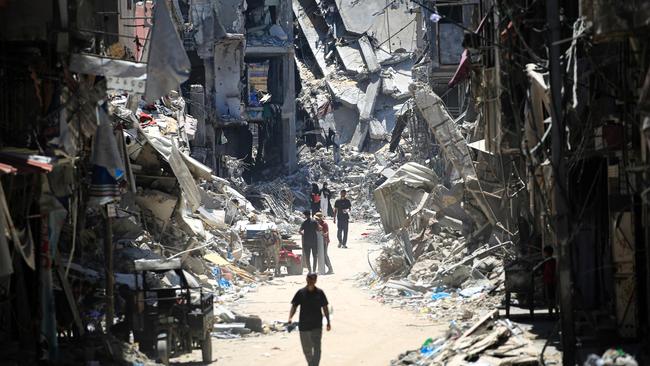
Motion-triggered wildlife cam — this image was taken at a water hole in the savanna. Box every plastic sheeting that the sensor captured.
[144,0,191,102]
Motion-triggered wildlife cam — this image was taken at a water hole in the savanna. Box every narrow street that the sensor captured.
[3,1,650,365]
[173,220,445,365]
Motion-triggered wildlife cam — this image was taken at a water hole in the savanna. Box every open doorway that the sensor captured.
[243,56,286,174]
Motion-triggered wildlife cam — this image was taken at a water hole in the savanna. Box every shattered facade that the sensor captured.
[0,0,300,363]
[294,0,418,152]
[185,0,297,177]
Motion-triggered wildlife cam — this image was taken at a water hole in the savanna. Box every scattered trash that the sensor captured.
[584,349,639,366]
[430,292,451,301]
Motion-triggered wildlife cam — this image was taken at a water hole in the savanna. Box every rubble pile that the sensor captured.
[359,197,512,322]
[294,0,416,153]
[248,141,415,222]
[392,311,541,366]
[584,349,639,366]
[53,88,318,361]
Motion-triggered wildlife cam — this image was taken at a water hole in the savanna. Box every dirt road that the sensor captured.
[172,220,445,365]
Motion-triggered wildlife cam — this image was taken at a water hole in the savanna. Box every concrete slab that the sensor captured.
[359,75,381,121]
[335,0,416,63]
[358,35,380,73]
[326,78,364,109]
[381,63,412,99]
[334,0,384,35]
[293,1,330,76]
[368,118,387,140]
[373,95,403,133]
[349,119,369,151]
[135,189,178,225]
[336,42,366,74]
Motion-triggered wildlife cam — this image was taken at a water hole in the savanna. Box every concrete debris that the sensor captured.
[411,82,497,228]
[360,217,511,324]
[336,42,366,74]
[294,0,416,152]
[360,77,381,119]
[58,334,163,366]
[392,310,541,366]
[293,0,330,76]
[358,36,380,73]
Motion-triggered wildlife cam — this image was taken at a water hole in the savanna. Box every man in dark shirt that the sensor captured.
[289,273,331,366]
[299,210,320,273]
[333,190,352,248]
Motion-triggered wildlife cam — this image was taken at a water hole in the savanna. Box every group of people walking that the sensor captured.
[290,182,353,366]
[300,183,352,275]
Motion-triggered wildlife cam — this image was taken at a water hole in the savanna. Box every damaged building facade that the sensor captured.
[0,0,301,363]
[184,0,297,177]
[2,0,650,364]
[381,0,650,364]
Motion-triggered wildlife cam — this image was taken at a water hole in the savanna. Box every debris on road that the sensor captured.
[392,310,541,366]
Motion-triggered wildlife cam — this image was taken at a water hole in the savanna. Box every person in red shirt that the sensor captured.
[311,183,321,216]
[542,245,557,314]
[314,213,333,274]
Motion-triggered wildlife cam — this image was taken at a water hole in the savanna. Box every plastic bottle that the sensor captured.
[420,338,434,354]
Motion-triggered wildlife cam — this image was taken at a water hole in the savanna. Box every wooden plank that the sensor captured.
[459,309,499,340]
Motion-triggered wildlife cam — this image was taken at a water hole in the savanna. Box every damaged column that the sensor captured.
[350,76,381,151]
[411,82,497,230]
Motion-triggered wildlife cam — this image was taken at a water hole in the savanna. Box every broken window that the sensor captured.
[247,61,270,109]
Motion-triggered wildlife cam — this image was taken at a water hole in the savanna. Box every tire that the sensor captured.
[288,260,302,276]
[202,332,213,363]
[157,335,169,366]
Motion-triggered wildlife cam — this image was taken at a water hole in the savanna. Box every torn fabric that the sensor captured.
[69,54,147,78]
[144,0,191,102]
[92,107,125,180]
[169,143,201,212]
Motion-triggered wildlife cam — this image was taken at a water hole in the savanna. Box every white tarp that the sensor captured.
[144,0,191,102]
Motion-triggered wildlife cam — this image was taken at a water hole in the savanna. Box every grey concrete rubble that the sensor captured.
[391,311,541,366]
[294,0,416,152]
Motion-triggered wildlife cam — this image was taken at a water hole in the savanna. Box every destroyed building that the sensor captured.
[0,0,301,363]
[294,0,421,152]
[183,0,297,177]
[2,0,650,365]
[377,0,650,364]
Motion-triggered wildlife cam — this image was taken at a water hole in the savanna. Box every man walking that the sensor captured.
[289,273,331,366]
[333,190,351,248]
[299,210,319,272]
